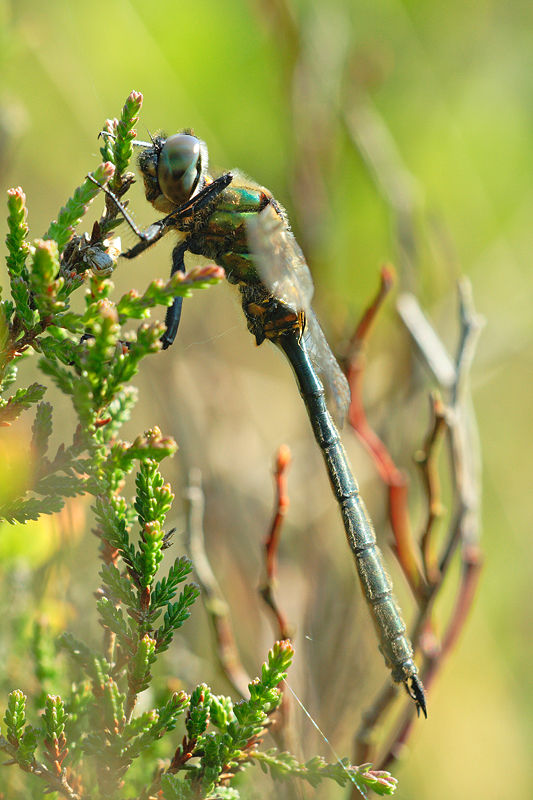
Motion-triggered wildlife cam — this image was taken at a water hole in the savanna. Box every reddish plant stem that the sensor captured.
[260,445,292,642]
[374,283,484,770]
[345,266,423,592]
[416,394,448,583]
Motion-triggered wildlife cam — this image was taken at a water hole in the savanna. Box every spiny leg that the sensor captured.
[161,242,187,349]
[122,173,234,259]
[88,171,233,259]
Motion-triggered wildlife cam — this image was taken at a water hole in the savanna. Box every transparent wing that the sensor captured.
[303,310,351,426]
[246,203,314,312]
[247,205,350,425]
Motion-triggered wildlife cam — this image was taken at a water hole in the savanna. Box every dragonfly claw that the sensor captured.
[406,674,427,719]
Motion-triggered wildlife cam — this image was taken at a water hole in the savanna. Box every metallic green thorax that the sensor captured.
[188,179,272,284]
[176,174,300,344]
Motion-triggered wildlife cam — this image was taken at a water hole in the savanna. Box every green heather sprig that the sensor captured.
[0,381,46,426]
[3,689,27,747]
[152,640,397,799]
[5,186,30,280]
[116,264,224,322]
[100,90,143,189]
[42,695,69,777]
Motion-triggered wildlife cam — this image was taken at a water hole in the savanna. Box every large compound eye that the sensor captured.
[157,134,202,205]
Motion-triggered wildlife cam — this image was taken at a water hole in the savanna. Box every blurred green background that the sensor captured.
[1,0,533,798]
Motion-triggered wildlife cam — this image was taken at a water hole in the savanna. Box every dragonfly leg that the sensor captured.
[121,174,233,260]
[122,220,171,258]
[92,172,234,262]
[161,242,187,349]
[406,673,427,718]
[87,173,173,257]
[181,172,233,214]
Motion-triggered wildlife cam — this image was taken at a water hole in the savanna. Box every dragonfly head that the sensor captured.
[138,132,209,214]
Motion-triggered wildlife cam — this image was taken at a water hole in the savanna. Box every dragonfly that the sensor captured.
[108,130,426,717]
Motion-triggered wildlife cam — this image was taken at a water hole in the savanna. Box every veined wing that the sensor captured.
[303,309,351,426]
[246,205,350,425]
[246,202,313,312]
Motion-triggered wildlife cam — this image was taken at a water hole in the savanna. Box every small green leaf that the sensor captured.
[30,239,62,300]
[100,562,137,607]
[101,386,138,441]
[11,275,37,329]
[123,692,188,760]
[135,459,175,528]
[102,678,126,734]
[57,632,111,694]
[208,695,233,733]
[155,583,201,652]
[33,473,87,498]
